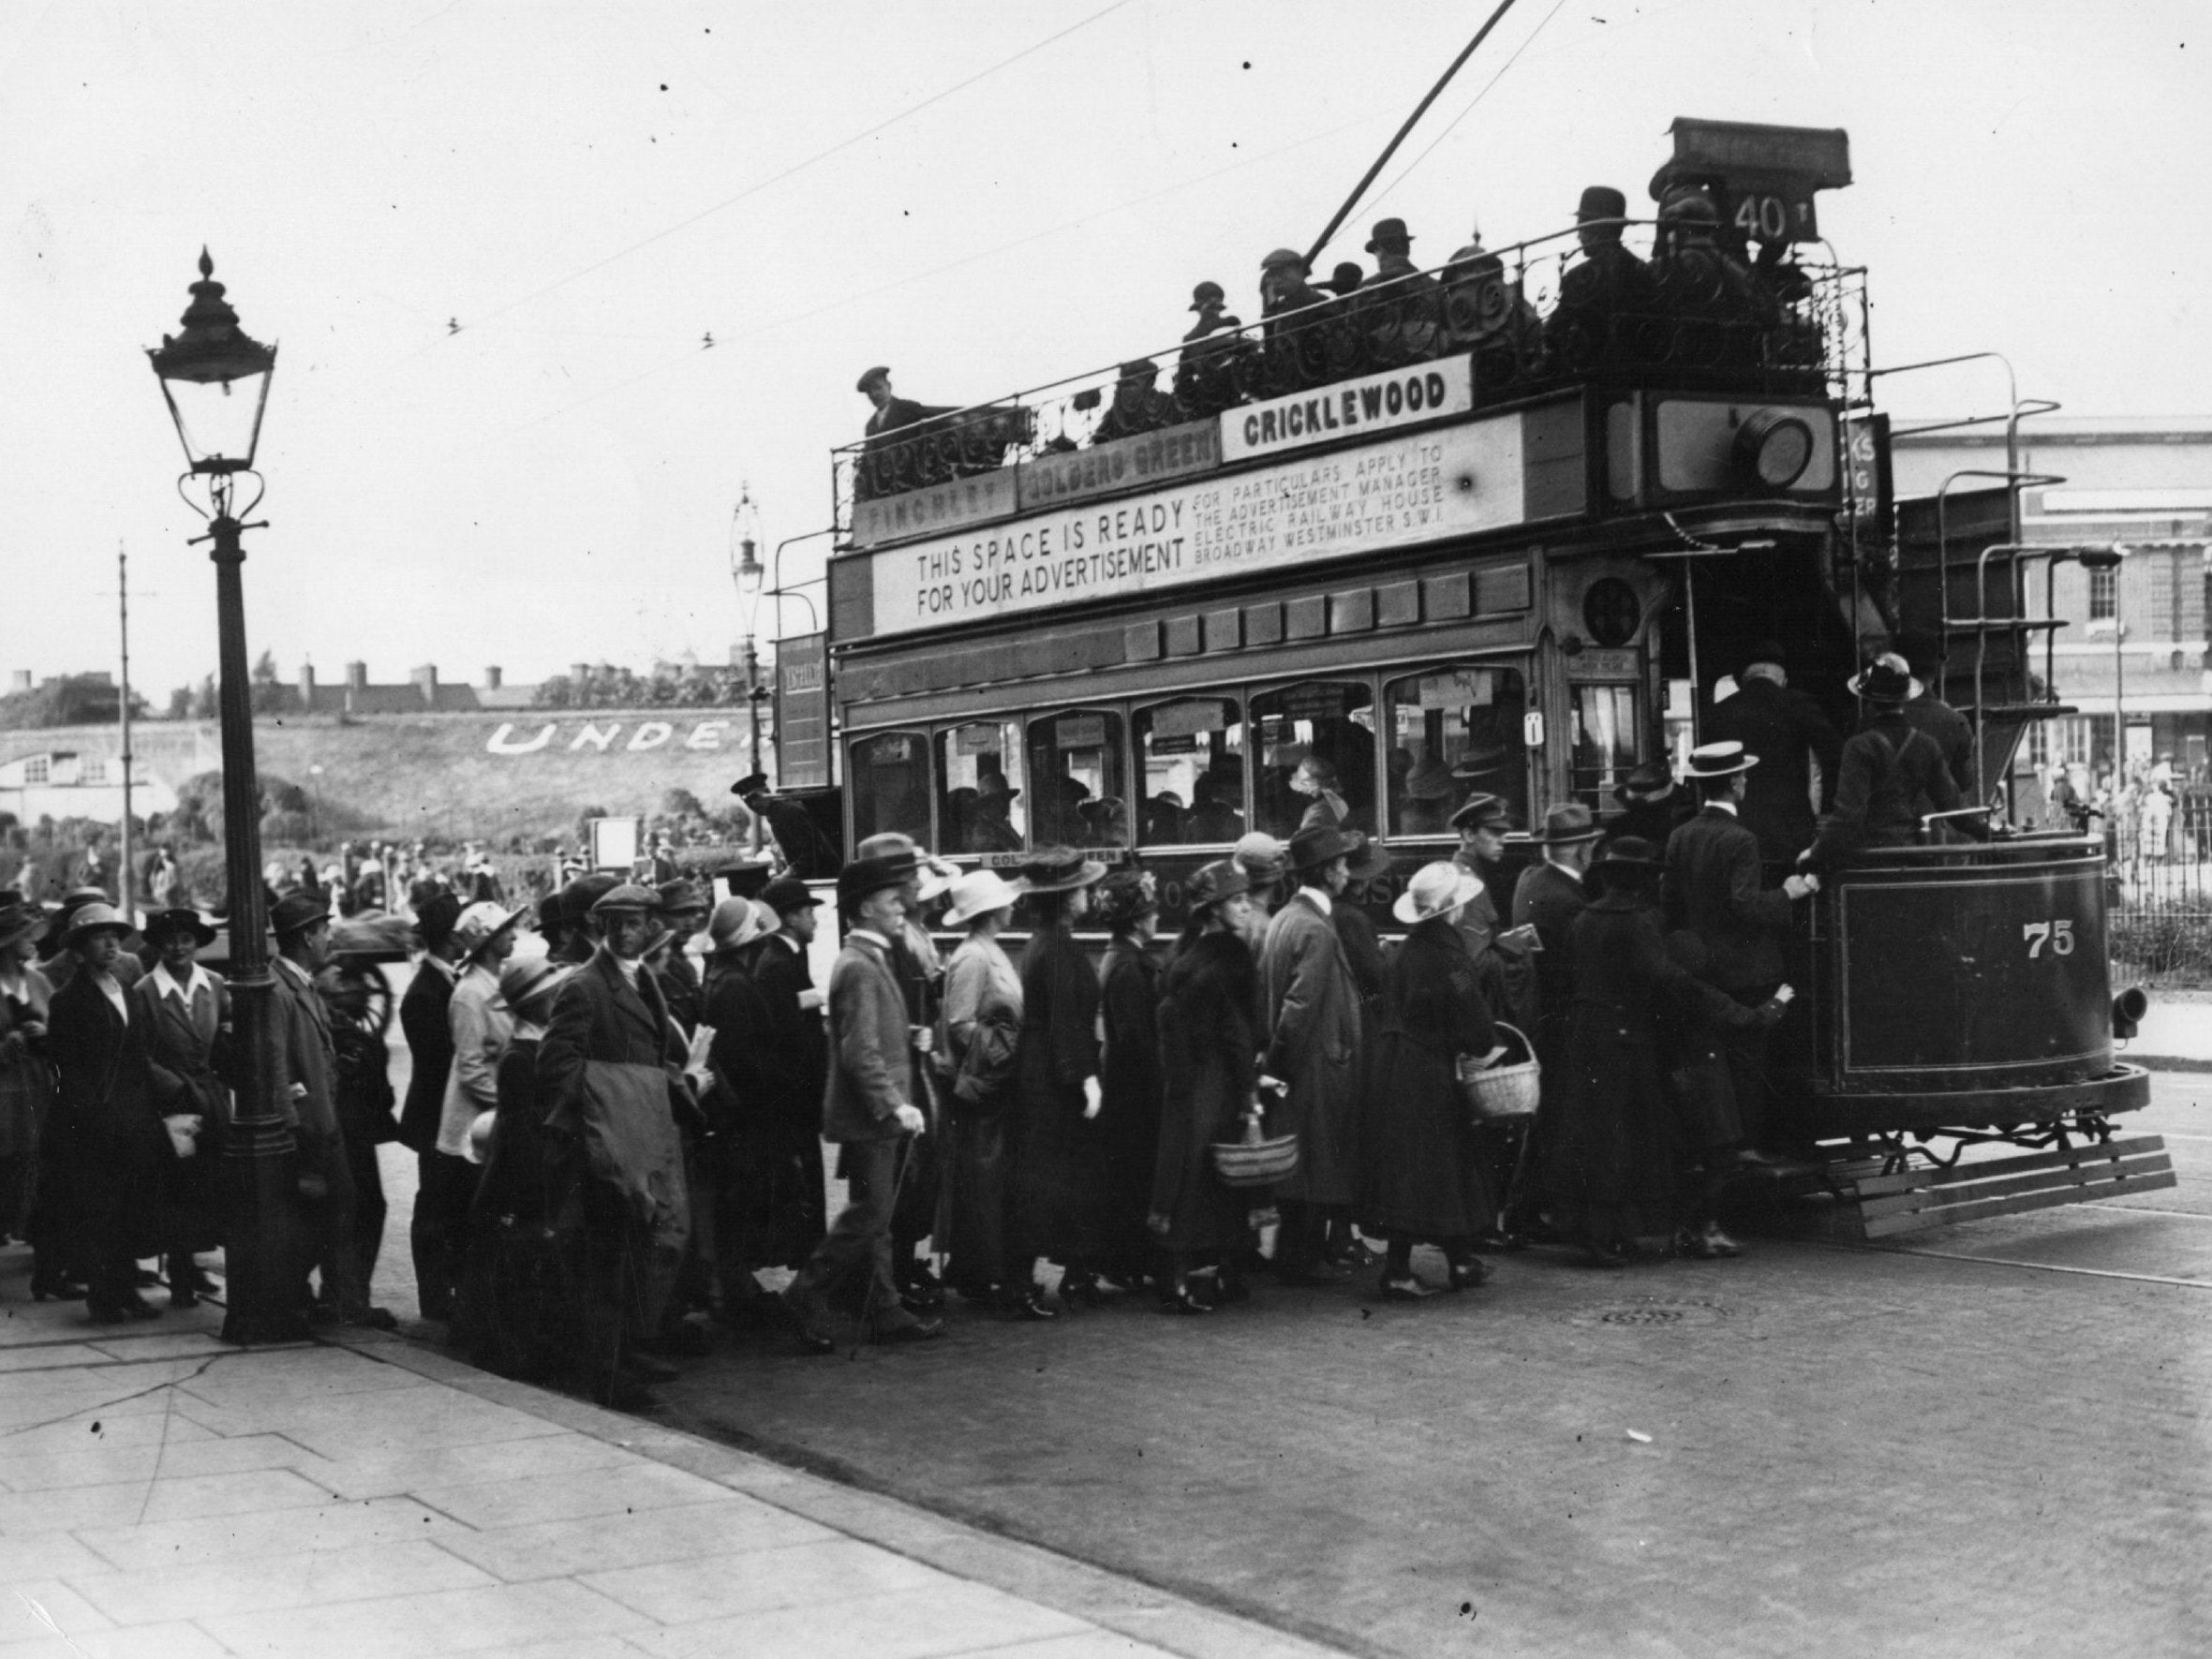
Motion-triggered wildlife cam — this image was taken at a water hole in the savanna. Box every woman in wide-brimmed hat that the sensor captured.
[1008,849,1108,1315]
[0,891,60,1295]
[935,868,1026,1302]
[1150,859,1264,1312]
[1533,838,1787,1267]
[133,908,230,1307]
[1358,863,1503,1299]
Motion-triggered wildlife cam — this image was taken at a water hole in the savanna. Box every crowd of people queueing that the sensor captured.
[1,729,1832,1410]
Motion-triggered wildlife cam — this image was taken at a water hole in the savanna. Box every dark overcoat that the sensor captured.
[135,969,233,1252]
[397,956,457,1153]
[1092,937,1163,1267]
[1700,677,1843,866]
[1535,891,1769,1246]
[1258,891,1361,1207]
[47,972,170,1259]
[1664,807,1795,993]
[1151,930,1258,1253]
[1358,918,1497,1241]
[1011,923,1102,1261]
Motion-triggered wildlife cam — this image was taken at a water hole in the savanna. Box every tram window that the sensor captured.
[1024,709,1126,848]
[1383,664,1529,835]
[849,732,934,851]
[1250,681,1377,839]
[1135,698,1247,846]
[1569,683,1641,807]
[936,720,1028,854]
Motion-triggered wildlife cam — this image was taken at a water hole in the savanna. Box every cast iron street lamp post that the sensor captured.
[731,487,766,792]
[146,250,306,1345]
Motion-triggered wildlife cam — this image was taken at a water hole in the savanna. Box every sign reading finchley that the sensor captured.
[1221,356,1474,464]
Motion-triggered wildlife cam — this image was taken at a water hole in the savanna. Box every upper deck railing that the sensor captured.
[831,220,1866,540]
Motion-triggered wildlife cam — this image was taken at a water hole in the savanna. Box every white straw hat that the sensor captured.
[1391,861,1484,925]
[943,868,1025,927]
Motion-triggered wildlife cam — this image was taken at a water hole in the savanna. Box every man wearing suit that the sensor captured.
[47,904,169,1322]
[271,892,393,1328]
[539,883,695,1408]
[855,365,941,500]
[750,878,830,1265]
[136,908,230,1307]
[784,855,938,1355]
[397,890,464,1319]
[1701,643,1845,870]
[1664,743,1819,1151]
[1511,803,1600,1068]
[1259,824,1365,1283]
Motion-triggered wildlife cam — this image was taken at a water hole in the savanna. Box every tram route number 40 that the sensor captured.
[2022,920,2075,958]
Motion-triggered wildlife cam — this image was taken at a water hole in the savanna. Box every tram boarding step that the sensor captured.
[1779,1135,2176,1240]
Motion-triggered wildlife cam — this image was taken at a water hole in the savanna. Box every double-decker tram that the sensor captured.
[798,116,2166,1234]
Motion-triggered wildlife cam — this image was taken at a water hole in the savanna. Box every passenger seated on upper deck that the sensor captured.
[1325,262,1365,298]
[1176,282,1251,418]
[1546,185,1656,370]
[1441,216,1540,376]
[1803,659,1972,874]
[1091,358,1182,445]
[1651,193,1771,369]
[1258,247,1331,392]
[1360,218,1442,365]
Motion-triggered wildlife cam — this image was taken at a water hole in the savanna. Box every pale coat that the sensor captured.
[821,930,913,1145]
[1258,887,1363,1207]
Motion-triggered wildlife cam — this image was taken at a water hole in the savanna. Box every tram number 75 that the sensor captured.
[2022,920,2075,959]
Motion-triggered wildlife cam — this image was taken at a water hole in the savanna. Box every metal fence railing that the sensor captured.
[2106,796,2212,985]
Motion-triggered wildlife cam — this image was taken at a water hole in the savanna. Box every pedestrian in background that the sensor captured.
[1093,870,1165,1289]
[399,891,465,1319]
[937,869,1024,1304]
[0,893,58,1287]
[424,900,525,1324]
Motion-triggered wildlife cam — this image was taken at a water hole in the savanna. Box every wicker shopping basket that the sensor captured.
[1457,1022,1540,1124]
[1210,1107,1300,1189]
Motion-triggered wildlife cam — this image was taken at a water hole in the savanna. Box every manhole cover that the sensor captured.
[1566,1297,1733,1328]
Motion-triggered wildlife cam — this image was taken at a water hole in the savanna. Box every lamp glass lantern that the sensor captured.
[146,249,277,480]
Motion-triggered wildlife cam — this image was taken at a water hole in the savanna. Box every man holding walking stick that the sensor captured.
[785,852,943,1355]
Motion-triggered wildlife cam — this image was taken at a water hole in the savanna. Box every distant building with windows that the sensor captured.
[0,748,173,824]
[1893,415,2212,780]
[276,662,542,716]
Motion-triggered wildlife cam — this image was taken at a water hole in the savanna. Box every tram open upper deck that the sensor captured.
[802,116,2153,1174]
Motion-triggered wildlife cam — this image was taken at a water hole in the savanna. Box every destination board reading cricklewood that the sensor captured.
[854,413,1542,640]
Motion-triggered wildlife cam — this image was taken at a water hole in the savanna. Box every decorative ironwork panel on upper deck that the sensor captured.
[831,223,1862,548]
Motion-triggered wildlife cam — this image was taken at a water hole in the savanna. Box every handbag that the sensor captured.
[948,1011,1019,1111]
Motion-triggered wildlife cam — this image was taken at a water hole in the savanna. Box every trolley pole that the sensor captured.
[117,543,135,920]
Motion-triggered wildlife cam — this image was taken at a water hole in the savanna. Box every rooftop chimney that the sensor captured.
[483,665,503,690]
[7,670,29,694]
[298,661,317,706]
[409,664,438,706]
[345,660,368,691]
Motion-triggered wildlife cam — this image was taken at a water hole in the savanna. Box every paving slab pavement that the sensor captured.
[0,1251,1350,1659]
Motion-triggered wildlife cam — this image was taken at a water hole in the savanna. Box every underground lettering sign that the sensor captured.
[482,718,750,756]
[863,415,1528,638]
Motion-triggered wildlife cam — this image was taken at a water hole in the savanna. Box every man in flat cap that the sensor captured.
[854,366,941,501]
[785,856,940,1354]
[539,883,697,1407]
[1177,281,1249,418]
[1091,357,1181,446]
[1258,247,1329,343]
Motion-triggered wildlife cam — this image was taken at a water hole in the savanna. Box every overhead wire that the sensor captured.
[453,0,1136,334]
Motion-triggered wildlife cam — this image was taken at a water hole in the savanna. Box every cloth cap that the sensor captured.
[656,878,708,915]
[1448,792,1513,834]
[557,874,620,928]
[1232,831,1287,880]
[855,365,890,393]
[1392,861,1483,925]
[1259,246,1308,272]
[269,892,330,939]
[1189,280,1225,311]
[588,883,661,917]
[1118,358,1157,380]
[729,771,771,797]
[943,868,1025,927]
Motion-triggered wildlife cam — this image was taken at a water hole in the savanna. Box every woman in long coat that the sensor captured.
[1009,850,1106,1314]
[937,869,1024,1303]
[1535,838,1782,1266]
[0,896,58,1289]
[1150,859,1262,1313]
[134,909,230,1307]
[1092,871,1164,1288]
[1359,862,1503,1298]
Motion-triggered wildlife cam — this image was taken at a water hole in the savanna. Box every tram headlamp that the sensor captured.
[2113,985,2148,1040]
[1733,407,1817,490]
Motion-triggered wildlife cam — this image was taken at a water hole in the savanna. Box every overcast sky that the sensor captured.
[4,0,2205,699]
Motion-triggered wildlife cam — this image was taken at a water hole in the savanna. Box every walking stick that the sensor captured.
[849,1131,919,1361]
